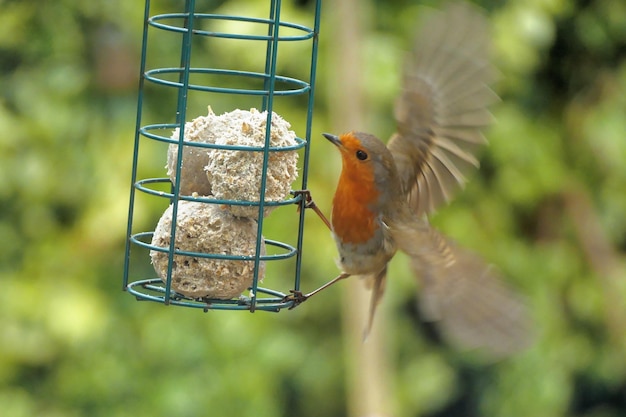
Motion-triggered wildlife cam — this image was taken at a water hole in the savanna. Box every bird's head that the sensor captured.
[323,131,401,210]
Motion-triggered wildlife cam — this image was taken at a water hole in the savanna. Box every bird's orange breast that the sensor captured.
[331,154,380,244]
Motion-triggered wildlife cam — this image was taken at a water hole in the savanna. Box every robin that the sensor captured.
[290,2,531,356]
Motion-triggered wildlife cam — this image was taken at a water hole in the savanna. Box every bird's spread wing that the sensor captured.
[412,241,532,358]
[387,2,498,216]
[390,215,532,358]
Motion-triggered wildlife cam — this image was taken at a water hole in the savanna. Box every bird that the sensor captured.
[288,2,532,357]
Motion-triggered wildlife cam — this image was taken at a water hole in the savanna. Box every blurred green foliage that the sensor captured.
[1,0,625,416]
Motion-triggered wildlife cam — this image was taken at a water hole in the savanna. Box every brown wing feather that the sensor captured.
[390,217,533,358]
[388,2,498,216]
[412,239,533,358]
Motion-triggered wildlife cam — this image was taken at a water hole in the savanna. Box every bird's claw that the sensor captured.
[282,290,309,309]
[292,189,332,230]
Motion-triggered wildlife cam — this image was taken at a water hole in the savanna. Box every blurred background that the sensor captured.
[1,0,625,416]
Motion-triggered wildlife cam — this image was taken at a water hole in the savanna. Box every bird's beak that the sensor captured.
[322,133,342,148]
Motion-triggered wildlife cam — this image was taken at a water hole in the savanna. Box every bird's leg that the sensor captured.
[293,189,332,230]
[303,272,351,298]
[284,272,351,309]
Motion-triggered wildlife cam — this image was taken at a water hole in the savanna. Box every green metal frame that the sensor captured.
[123,0,322,312]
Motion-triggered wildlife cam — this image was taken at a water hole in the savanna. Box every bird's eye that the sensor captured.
[356,150,368,160]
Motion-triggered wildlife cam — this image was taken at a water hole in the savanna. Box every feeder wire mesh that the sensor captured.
[123,0,322,312]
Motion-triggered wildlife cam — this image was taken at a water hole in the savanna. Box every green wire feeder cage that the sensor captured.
[123,0,322,312]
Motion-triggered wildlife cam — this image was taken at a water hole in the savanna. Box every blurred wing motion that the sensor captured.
[386,3,531,358]
[389,217,533,358]
[387,2,499,216]
[412,233,531,357]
